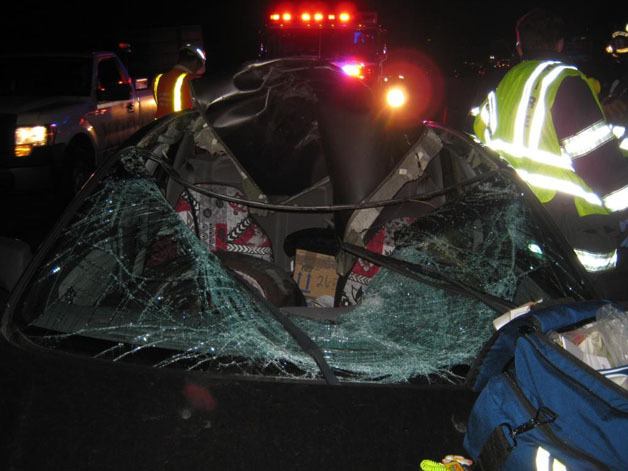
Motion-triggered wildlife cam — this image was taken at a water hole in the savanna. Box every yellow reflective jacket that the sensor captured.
[473,60,609,216]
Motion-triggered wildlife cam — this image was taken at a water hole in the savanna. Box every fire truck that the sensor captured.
[260,4,387,78]
[258,4,403,99]
[258,4,444,118]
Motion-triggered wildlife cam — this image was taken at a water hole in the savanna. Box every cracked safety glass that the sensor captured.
[289,173,589,382]
[18,175,319,379]
[15,148,589,383]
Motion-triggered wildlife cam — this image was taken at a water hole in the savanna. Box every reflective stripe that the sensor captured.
[574,248,618,272]
[529,66,577,149]
[486,138,574,170]
[536,447,550,471]
[480,104,490,127]
[536,447,568,471]
[620,138,628,152]
[611,125,625,139]
[470,106,480,117]
[173,73,189,112]
[488,91,498,134]
[515,169,604,206]
[561,120,615,159]
[514,61,559,146]
[603,185,628,212]
[153,73,163,100]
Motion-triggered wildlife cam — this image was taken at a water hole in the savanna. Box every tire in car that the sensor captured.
[214,251,306,307]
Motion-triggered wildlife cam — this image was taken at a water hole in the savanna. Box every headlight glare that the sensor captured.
[14,125,55,157]
[385,86,408,109]
[15,126,48,146]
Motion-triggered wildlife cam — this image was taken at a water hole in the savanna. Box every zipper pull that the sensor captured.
[512,406,557,438]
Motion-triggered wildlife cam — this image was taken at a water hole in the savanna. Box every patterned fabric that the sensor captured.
[175,182,415,303]
[175,184,273,262]
[341,217,415,305]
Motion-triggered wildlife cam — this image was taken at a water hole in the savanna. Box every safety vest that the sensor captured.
[473,60,616,217]
[152,66,194,118]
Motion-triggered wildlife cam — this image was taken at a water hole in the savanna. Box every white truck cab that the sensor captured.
[0,51,156,194]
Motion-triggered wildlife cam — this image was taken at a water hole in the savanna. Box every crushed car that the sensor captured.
[0,59,604,469]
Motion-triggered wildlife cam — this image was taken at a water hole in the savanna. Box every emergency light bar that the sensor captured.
[268,4,375,28]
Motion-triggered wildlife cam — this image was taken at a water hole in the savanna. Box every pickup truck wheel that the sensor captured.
[64,141,95,196]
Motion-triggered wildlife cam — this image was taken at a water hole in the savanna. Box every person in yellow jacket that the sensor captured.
[472,9,628,279]
[153,45,206,119]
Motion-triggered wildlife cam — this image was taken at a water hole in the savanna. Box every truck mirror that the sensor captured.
[0,237,32,293]
[134,78,149,91]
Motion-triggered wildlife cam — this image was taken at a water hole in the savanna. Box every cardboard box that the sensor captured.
[292,249,339,307]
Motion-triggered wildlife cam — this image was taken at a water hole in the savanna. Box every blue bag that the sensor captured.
[463,301,628,470]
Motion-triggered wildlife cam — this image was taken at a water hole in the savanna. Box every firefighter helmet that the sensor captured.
[180,44,206,64]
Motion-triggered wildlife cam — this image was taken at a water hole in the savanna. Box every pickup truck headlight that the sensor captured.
[15,125,56,157]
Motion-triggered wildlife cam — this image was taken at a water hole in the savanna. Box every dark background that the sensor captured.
[1,1,622,72]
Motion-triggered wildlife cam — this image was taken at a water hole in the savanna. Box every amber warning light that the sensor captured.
[269,6,353,26]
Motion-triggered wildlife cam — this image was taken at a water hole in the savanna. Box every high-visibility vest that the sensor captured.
[152,67,194,118]
[473,60,617,217]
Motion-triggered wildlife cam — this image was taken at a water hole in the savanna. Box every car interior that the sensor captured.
[132,59,572,319]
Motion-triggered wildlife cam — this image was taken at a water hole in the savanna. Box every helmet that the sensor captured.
[180,44,206,64]
[178,44,206,75]
[605,25,628,58]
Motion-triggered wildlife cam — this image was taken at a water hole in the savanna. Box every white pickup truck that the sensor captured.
[0,51,156,194]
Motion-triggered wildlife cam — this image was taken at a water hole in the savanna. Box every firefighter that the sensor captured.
[153,45,206,118]
[472,9,628,278]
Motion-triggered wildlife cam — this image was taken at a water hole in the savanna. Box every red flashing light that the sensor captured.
[267,5,357,27]
[340,62,365,79]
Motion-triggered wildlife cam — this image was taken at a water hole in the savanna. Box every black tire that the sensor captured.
[215,252,306,307]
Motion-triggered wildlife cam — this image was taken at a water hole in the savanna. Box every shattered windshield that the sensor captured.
[290,173,588,381]
[18,175,319,378]
[14,142,589,383]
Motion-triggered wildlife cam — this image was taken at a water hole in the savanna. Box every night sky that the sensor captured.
[2,1,622,72]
